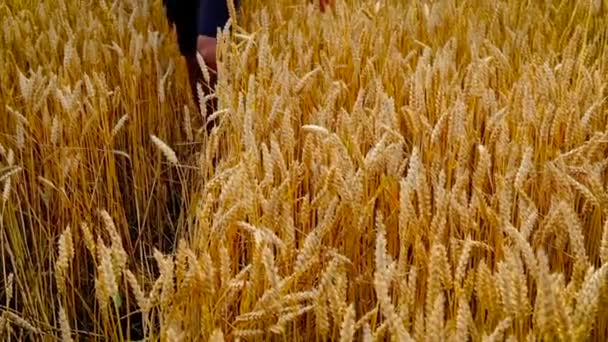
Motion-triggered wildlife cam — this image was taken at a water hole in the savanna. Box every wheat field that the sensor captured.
[1,0,608,341]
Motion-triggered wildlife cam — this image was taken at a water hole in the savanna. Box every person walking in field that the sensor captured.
[163,0,334,128]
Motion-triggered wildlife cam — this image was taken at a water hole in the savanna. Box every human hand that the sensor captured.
[319,0,334,12]
[197,35,218,73]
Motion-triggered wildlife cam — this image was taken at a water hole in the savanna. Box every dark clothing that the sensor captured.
[163,0,238,56]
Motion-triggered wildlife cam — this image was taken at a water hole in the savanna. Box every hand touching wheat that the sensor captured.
[319,0,335,12]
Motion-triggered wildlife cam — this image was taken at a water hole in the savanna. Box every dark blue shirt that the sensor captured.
[164,0,238,56]
[199,0,237,37]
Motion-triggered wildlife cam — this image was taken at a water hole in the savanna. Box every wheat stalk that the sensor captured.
[150,134,178,165]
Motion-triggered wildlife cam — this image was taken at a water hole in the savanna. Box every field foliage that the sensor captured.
[1,0,608,341]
